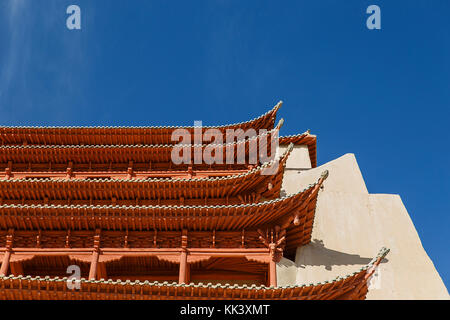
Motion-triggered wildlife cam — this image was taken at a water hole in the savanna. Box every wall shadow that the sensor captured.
[279,239,388,271]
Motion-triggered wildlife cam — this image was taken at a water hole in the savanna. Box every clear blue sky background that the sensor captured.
[0,0,448,289]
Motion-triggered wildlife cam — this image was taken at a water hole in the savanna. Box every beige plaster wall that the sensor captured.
[278,145,312,170]
[277,150,449,299]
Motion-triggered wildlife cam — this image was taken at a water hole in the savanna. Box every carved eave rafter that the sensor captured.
[0,102,282,146]
[0,144,293,204]
[0,170,328,233]
[0,121,283,171]
[0,248,390,300]
[257,226,286,262]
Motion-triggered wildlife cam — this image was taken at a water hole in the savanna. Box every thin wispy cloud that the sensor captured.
[0,0,27,95]
[0,0,90,124]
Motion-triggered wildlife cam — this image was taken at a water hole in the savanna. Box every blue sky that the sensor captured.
[0,0,448,288]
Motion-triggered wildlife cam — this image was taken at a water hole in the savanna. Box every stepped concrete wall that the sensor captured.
[277,151,449,299]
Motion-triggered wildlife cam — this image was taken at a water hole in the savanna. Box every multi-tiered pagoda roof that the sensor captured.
[0,102,387,300]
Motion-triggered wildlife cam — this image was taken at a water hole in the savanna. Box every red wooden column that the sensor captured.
[178,230,188,284]
[88,230,101,280]
[268,243,277,287]
[0,251,11,276]
[0,230,14,276]
[269,260,277,287]
[179,250,188,284]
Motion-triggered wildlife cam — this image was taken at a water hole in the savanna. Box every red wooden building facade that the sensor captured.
[0,103,388,300]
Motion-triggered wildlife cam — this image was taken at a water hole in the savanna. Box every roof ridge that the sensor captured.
[0,144,293,184]
[0,123,283,149]
[0,247,388,290]
[0,168,327,211]
[0,101,282,130]
[279,129,316,139]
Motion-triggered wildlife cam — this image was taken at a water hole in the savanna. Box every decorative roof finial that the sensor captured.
[275,100,283,110]
[286,142,294,153]
[276,118,284,130]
